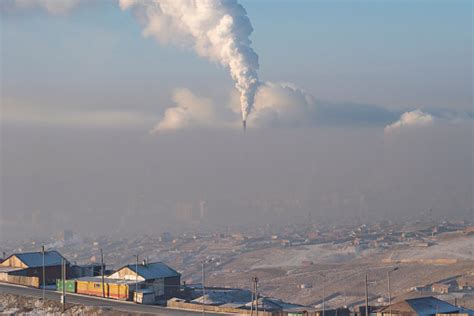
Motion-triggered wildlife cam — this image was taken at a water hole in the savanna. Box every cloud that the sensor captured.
[152,81,402,132]
[3,0,82,14]
[384,110,434,133]
[151,88,232,133]
[2,104,155,130]
[248,82,316,127]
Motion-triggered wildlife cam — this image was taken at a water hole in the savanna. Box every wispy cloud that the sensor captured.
[3,0,82,14]
[2,104,156,130]
[151,81,399,132]
[384,109,434,133]
[151,88,233,133]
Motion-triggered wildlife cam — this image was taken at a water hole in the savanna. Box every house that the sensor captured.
[431,283,451,294]
[0,250,68,287]
[457,275,474,290]
[108,260,181,301]
[377,296,474,316]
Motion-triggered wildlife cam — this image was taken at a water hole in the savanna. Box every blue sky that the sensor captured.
[1,0,472,128]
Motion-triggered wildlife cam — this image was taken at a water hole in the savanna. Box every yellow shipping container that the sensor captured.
[76,278,130,300]
[108,283,129,300]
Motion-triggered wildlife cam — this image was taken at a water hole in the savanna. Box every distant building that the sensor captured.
[58,230,73,242]
[432,283,451,294]
[457,275,474,290]
[0,250,68,287]
[70,263,102,278]
[160,232,173,243]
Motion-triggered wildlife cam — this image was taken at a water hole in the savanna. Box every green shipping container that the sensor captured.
[56,279,76,293]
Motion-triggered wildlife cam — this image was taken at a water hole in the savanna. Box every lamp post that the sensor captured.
[387,267,399,316]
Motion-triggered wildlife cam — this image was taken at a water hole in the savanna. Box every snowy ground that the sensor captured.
[389,235,474,261]
[0,293,129,315]
[251,242,378,269]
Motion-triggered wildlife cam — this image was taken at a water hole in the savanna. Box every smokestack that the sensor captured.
[119,0,260,122]
[242,120,247,132]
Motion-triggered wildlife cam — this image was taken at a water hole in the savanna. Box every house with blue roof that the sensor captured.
[108,260,181,302]
[0,250,68,287]
[378,296,474,316]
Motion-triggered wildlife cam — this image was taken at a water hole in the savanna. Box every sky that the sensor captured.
[0,0,472,238]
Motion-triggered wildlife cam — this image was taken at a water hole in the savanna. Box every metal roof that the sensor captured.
[380,296,468,316]
[6,251,65,268]
[125,262,180,280]
[191,288,252,305]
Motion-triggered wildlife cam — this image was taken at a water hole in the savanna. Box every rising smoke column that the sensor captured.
[119,0,259,125]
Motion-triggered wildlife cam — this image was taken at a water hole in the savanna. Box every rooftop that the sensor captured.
[2,251,66,268]
[124,262,180,280]
[379,296,470,315]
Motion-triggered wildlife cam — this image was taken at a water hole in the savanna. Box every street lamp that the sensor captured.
[387,267,399,316]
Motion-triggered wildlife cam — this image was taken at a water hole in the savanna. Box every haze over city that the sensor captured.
[0,0,473,314]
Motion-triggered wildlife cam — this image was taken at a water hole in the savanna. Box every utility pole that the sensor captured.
[387,267,398,316]
[41,245,45,300]
[252,277,259,316]
[250,285,254,316]
[317,271,326,316]
[135,254,139,303]
[202,261,205,316]
[61,258,66,312]
[365,273,369,316]
[100,249,105,298]
[323,282,326,316]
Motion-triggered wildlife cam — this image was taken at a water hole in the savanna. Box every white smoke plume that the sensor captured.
[152,81,318,132]
[247,82,316,127]
[385,109,434,133]
[119,0,259,122]
[151,88,228,133]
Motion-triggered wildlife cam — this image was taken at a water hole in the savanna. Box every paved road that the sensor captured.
[0,283,230,315]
